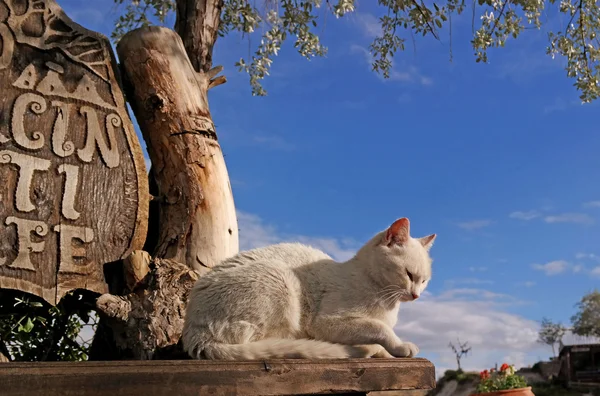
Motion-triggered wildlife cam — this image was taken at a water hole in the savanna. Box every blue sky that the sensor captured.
[62,0,600,374]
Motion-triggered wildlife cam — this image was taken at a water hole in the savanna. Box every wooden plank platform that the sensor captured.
[0,358,435,396]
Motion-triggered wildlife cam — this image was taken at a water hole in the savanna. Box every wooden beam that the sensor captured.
[0,358,435,396]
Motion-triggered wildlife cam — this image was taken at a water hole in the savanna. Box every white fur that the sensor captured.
[182,219,436,360]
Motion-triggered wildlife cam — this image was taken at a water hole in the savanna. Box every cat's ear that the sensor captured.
[419,234,437,251]
[383,218,410,246]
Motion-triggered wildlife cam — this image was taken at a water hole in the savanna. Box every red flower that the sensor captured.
[500,363,510,372]
[480,369,490,379]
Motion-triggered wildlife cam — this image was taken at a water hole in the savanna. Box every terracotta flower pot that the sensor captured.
[471,387,534,396]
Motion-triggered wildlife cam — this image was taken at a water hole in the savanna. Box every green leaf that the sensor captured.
[19,318,34,333]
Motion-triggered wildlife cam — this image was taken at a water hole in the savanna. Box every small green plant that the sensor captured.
[0,290,96,361]
[444,369,461,381]
[475,363,528,393]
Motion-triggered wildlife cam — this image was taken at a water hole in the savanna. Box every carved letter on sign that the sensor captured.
[0,0,149,305]
[0,150,51,213]
[1,217,49,271]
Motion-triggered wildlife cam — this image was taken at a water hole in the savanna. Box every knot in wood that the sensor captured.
[146,93,166,112]
[165,186,182,204]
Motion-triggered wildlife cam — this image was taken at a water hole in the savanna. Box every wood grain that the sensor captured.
[117,26,238,272]
[0,0,149,305]
[0,358,436,395]
[95,256,199,359]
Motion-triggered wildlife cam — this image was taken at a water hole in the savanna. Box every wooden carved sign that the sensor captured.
[0,0,149,305]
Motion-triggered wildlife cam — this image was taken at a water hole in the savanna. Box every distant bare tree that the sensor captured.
[538,317,567,357]
[448,338,472,371]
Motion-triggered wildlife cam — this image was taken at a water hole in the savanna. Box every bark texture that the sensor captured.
[93,24,238,359]
[94,251,200,359]
[174,0,224,72]
[117,26,238,272]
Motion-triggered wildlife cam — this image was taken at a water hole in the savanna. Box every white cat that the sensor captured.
[182,217,436,360]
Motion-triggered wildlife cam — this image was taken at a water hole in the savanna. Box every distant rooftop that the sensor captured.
[560,330,600,348]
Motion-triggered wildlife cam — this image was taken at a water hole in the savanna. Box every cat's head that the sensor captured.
[356,217,436,303]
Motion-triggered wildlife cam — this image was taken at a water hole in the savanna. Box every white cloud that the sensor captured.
[469,266,488,272]
[457,220,493,231]
[543,213,594,225]
[572,264,584,273]
[531,260,570,275]
[349,45,433,86]
[516,281,536,287]
[445,278,494,286]
[397,290,546,375]
[252,134,295,151]
[509,210,541,221]
[237,211,282,250]
[353,13,382,38]
[530,255,600,277]
[583,201,600,208]
[437,288,526,305]
[542,97,580,114]
[438,288,499,299]
[510,209,595,225]
[237,210,358,261]
[576,252,600,262]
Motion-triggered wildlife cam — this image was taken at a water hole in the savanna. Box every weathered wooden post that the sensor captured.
[89,25,240,359]
[116,26,238,272]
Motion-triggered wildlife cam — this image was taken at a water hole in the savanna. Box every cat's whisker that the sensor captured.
[379,289,403,306]
[382,291,402,306]
[377,288,400,300]
[377,285,401,296]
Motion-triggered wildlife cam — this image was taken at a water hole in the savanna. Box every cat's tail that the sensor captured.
[198,338,389,360]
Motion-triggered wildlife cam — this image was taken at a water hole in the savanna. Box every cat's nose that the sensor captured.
[412,293,419,300]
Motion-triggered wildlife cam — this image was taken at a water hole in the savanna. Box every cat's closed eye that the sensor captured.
[406,270,414,281]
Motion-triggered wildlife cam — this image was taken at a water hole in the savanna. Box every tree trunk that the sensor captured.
[174,0,224,73]
[92,23,238,358]
[117,26,238,271]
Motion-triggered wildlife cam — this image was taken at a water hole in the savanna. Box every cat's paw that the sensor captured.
[352,344,393,358]
[371,346,394,358]
[390,341,419,358]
